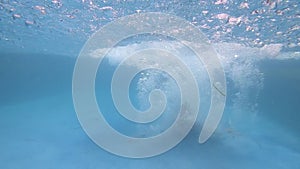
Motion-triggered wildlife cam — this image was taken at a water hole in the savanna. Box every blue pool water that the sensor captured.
[1,0,300,168]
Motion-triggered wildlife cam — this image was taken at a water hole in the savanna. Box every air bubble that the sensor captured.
[12,14,21,19]
[239,2,249,9]
[25,20,34,26]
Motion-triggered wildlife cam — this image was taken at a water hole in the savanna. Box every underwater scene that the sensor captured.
[0,0,300,168]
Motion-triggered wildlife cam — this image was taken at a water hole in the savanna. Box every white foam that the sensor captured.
[91,41,299,117]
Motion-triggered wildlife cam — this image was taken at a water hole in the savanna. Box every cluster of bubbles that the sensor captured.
[104,37,300,125]
[99,39,269,139]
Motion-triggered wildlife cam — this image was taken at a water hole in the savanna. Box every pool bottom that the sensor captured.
[0,92,299,169]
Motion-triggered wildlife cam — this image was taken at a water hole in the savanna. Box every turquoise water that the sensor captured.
[1,0,300,168]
